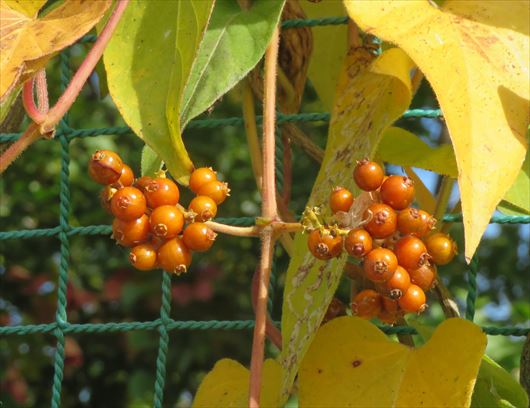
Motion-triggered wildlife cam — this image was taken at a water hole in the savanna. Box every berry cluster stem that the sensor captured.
[249,25,280,408]
[0,0,130,175]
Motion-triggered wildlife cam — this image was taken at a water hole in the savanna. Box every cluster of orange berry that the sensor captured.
[88,150,229,275]
[307,159,457,324]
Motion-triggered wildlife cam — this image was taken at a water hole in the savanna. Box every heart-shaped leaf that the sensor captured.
[299,317,487,407]
[344,0,530,261]
[279,47,413,400]
[0,0,111,102]
[192,358,282,407]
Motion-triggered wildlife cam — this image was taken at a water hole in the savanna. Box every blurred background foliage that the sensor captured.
[1,38,529,408]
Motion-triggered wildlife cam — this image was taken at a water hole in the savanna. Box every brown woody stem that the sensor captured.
[249,26,280,408]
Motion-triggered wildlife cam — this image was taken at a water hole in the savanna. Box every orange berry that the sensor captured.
[110,186,147,221]
[353,159,385,191]
[134,176,153,192]
[380,175,415,210]
[425,233,457,265]
[100,185,118,214]
[409,263,437,291]
[88,150,123,185]
[352,289,383,319]
[363,247,398,282]
[379,297,402,324]
[394,235,430,270]
[398,284,427,313]
[364,203,397,239]
[189,167,217,194]
[149,205,184,239]
[307,230,343,260]
[129,243,158,271]
[188,195,217,222]
[157,238,192,275]
[183,223,217,252]
[197,180,230,205]
[344,228,373,258]
[112,215,150,247]
[329,186,354,213]
[144,177,180,208]
[384,265,411,299]
[397,208,436,237]
[111,164,134,188]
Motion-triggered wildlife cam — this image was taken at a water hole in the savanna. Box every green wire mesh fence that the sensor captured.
[1,17,529,408]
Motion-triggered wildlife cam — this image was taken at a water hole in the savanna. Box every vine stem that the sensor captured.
[249,26,280,408]
[35,69,49,113]
[0,0,130,175]
[205,221,258,237]
[22,78,46,123]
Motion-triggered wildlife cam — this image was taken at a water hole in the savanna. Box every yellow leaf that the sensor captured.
[405,167,436,214]
[279,47,413,401]
[192,358,282,408]
[0,0,111,103]
[299,317,487,407]
[375,127,458,178]
[3,0,45,17]
[300,0,347,110]
[344,0,530,262]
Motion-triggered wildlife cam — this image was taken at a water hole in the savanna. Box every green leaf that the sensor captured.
[140,144,162,177]
[104,0,214,185]
[375,127,458,178]
[0,86,20,124]
[181,0,285,127]
[279,47,414,401]
[166,0,215,184]
[499,143,530,215]
[471,355,529,408]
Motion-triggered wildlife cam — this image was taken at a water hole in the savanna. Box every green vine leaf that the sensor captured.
[180,0,285,127]
[103,0,214,185]
[140,144,162,177]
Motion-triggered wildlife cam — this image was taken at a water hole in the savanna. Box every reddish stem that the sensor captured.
[0,124,40,173]
[249,26,280,408]
[251,268,282,349]
[22,78,45,123]
[35,69,49,113]
[40,0,130,133]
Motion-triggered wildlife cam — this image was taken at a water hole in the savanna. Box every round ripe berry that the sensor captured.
[144,177,180,208]
[398,284,427,313]
[353,159,385,191]
[409,263,437,291]
[88,150,123,185]
[134,176,153,192]
[425,233,457,265]
[394,235,430,270]
[112,214,150,247]
[189,167,217,194]
[329,186,354,213]
[188,195,217,222]
[149,205,184,239]
[183,223,217,252]
[157,238,192,275]
[397,208,436,237]
[129,243,158,271]
[344,228,373,258]
[363,247,398,282]
[323,298,347,323]
[380,175,415,210]
[111,164,134,188]
[197,180,230,205]
[364,203,397,239]
[307,230,343,260]
[379,297,402,324]
[352,289,383,319]
[100,185,118,214]
[110,186,147,221]
[384,265,411,299]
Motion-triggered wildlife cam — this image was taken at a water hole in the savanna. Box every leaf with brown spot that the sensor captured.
[0,0,111,103]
